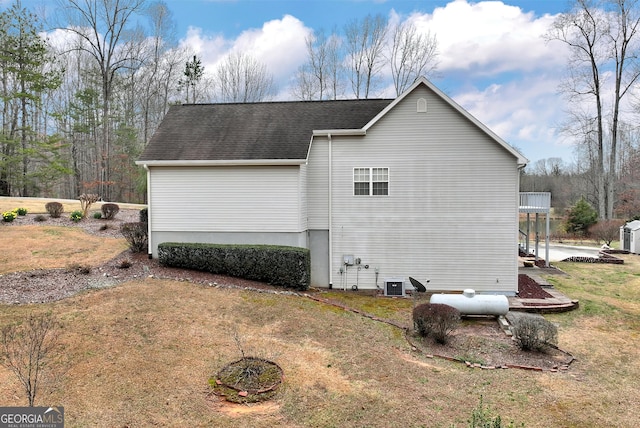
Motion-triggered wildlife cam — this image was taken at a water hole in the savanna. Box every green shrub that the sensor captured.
[465,395,524,428]
[15,207,27,216]
[101,203,119,220]
[45,201,63,218]
[158,242,310,291]
[93,212,102,219]
[563,197,598,236]
[2,211,16,222]
[139,207,148,223]
[70,210,83,222]
[120,222,148,253]
[508,312,558,352]
[412,303,460,344]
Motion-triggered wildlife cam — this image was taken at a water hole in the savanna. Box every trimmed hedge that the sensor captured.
[158,242,310,291]
[45,201,63,218]
[101,203,120,219]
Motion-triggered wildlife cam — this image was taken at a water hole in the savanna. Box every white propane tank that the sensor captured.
[429,289,509,316]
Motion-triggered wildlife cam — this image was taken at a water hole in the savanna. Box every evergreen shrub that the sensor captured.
[139,208,148,223]
[564,197,597,236]
[70,210,83,222]
[2,211,16,222]
[158,242,310,290]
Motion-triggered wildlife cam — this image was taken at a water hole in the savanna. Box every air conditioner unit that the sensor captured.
[384,278,405,297]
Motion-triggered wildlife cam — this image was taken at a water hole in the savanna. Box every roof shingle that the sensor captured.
[139,99,393,162]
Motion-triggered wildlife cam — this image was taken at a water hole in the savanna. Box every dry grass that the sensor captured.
[0,196,145,214]
[0,213,639,426]
[0,226,128,274]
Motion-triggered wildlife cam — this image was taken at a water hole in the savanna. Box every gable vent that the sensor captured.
[417,98,427,113]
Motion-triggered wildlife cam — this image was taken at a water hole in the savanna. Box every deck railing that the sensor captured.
[519,192,551,213]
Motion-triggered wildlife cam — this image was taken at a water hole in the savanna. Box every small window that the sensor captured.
[354,167,389,196]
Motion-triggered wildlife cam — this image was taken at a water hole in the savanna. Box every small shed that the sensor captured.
[620,220,640,254]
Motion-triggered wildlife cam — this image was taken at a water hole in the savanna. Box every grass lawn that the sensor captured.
[0,196,145,215]
[0,212,638,426]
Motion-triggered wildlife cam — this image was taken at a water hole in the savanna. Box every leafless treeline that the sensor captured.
[8,0,639,220]
[0,1,439,203]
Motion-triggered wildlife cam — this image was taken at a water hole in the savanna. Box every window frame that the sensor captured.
[353,167,389,196]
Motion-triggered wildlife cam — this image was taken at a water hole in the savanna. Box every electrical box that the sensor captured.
[343,255,354,266]
[384,277,405,297]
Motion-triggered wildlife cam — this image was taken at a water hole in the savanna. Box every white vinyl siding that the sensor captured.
[149,165,304,232]
[320,85,520,293]
[307,137,329,229]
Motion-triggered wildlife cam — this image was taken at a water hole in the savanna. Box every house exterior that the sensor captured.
[137,77,528,295]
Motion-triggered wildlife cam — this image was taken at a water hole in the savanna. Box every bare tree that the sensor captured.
[344,14,388,99]
[547,0,640,219]
[215,52,274,103]
[1,312,63,407]
[55,0,147,200]
[293,29,344,101]
[292,64,318,101]
[388,20,439,95]
[139,0,179,142]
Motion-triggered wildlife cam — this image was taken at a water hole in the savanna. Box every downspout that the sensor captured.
[144,164,152,259]
[328,133,333,289]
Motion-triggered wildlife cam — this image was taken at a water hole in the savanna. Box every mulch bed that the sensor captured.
[517,274,553,299]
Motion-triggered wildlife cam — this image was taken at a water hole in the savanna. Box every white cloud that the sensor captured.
[422,0,566,77]
[232,14,310,74]
[451,72,572,161]
[179,15,311,98]
[179,26,230,68]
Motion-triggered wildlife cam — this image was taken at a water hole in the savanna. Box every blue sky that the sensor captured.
[166,0,576,165]
[11,0,579,165]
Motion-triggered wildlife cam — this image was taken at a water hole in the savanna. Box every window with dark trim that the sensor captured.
[354,167,389,196]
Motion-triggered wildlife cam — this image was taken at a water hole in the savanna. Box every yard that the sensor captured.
[0,198,638,427]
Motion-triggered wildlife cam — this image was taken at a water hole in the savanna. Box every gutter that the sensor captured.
[134,159,306,167]
[313,129,366,137]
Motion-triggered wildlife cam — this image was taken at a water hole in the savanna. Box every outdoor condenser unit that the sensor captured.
[384,278,405,297]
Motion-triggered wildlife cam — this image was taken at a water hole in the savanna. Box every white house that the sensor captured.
[137,77,528,295]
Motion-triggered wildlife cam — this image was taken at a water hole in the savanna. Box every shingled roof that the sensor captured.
[138,99,393,163]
